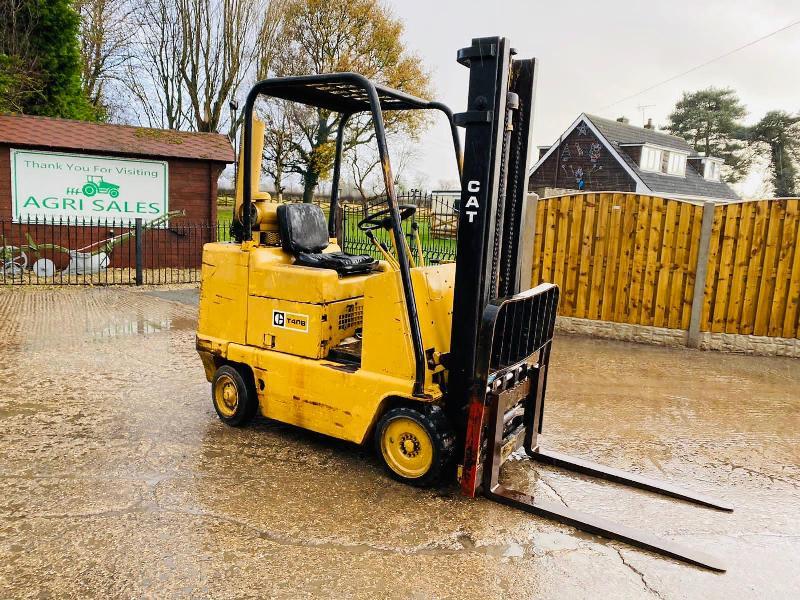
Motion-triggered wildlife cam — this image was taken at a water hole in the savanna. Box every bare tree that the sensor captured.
[255,0,287,80]
[177,0,263,133]
[269,0,431,202]
[347,134,418,202]
[123,0,187,128]
[76,0,135,118]
[260,100,296,199]
[123,0,272,133]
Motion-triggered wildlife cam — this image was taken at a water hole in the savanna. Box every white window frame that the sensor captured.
[704,158,723,181]
[640,145,663,173]
[666,151,688,177]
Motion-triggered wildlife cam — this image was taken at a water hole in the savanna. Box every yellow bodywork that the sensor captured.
[197,241,455,445]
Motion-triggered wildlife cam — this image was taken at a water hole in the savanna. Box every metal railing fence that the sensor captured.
[341,191,460,264]
[1,191,462,286]
[1,216,228,286]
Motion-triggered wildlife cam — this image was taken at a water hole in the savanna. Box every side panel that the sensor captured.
[361,270,416,381]
[227,344,431,444]
[197,242,249,346]
[412,263,456,364]
[246,296,363,359]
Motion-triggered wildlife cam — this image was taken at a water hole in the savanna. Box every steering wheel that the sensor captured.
[357,205,417,232]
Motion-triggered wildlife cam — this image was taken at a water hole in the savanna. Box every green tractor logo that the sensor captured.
[82,175,120,198]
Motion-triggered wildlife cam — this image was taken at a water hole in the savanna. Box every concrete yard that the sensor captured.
[0,287,798,599]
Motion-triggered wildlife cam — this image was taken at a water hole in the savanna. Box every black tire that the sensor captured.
[211,364,257,426]
[374,405,455,487]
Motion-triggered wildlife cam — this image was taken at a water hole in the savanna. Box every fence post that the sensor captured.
[687,201,716,348]
[135,218,143,286]
[335,205,344,249]
[517,192,539,291]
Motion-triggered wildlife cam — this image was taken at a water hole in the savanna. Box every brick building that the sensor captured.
[0,114,233,271]
[529,114,739,201]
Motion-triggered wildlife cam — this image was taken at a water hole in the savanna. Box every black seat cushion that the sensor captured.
[277,203,329,253]
[276,203,376,275]
[294,251,376,275]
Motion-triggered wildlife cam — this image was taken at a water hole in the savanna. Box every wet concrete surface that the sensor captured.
[0,286,798,599]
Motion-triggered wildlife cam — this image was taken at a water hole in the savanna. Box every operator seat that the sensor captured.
[277,203,377,275]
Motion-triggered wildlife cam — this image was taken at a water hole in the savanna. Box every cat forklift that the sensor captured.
[196,36,731,570]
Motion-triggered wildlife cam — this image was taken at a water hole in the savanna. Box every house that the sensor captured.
[529,113,739,200]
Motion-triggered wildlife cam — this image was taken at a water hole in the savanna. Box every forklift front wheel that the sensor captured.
[375,406,454,487]
[211,365,256,427]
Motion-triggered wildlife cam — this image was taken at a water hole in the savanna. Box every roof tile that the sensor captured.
[586,114,739,200]
[0,114,233,163]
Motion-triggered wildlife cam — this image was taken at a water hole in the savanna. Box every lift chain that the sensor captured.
[489,92,519,299]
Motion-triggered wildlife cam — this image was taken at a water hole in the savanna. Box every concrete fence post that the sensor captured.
[517,192,539,291]
[135,218,143,286]
[687,201,716,348]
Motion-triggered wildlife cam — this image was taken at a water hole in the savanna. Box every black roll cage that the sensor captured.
[242,72,463,397]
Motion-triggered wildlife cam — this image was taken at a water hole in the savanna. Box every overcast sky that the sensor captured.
[384,0,800,196]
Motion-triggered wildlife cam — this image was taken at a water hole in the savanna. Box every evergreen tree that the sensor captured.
[665,87,748,182]
[747,111,800,197]
[0,0,96,119]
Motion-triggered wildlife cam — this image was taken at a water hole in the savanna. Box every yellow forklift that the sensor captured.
[197,37,731,570]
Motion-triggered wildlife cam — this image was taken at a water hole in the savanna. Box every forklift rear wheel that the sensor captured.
[375,406,454,487]
[211,365,256,427]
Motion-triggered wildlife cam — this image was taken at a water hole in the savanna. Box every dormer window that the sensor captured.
[703,158,723,181]
[638,144,687,177]
[640,146,662,172]
[666,152,687,176]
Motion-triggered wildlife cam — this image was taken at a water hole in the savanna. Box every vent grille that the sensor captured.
[338,304,363,330]
[264,231,281,246]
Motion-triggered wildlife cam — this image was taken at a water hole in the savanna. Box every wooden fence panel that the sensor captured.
[531,192,702,327]
[784,204,800,338]
[712,203,738,333]
[589,194,610,320]
[530,193,799,338]
[615,194,638,323]
[601,193,624,321]
[699,198,800,337]
[727,202,754,333]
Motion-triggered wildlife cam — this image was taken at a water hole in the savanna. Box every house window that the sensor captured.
[640,146,662,172]
[666,152,687,176]
[704,159,721,181]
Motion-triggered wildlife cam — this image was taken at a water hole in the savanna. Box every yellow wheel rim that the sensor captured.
[380,416,434,479]
[214,373,239,418]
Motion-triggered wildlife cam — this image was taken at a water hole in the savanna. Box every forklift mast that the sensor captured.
[446,37,731,572]
[448,37,538,442]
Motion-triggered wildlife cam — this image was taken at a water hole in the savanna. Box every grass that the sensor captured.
[342,211,457,263]
[215,198,458,263]
[218,205,233,222]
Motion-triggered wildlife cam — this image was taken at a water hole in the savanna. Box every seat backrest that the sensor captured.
[276,203,329,254]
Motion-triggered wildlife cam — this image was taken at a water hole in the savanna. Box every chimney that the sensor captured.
[644,118,655,130]
[616,116,629,124]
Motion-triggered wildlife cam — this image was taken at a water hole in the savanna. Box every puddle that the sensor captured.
[89,315,195,339]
